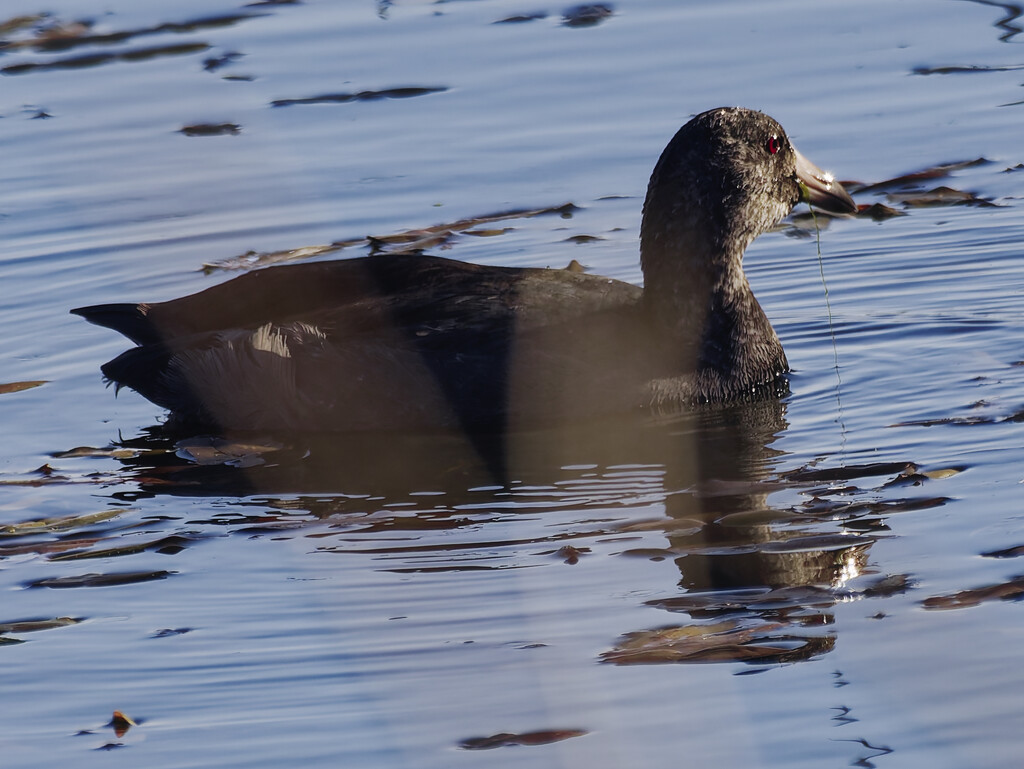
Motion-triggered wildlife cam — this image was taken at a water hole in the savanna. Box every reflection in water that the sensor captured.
[961,0,1024,42]
[63,396,935,667]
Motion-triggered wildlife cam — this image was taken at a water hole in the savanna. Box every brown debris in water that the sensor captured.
[562,4,614,27]
[912,64,1024,75]
[0,616,81,645]
[922,576,1024,610]
[202,203,579,271]
[601,618,834,665]
[839,158,998,209]
[0,380,47,395]
[844,158,988,194]
[887,185,996,208]
[0,616,81,633]
[27,570,175,589]
[271,86,447,107]
[1,509,124,536]
[109,710,137,738]
[2,43,211,75]
[175,436,286,467]
[459,728,588,750]
[179,123,240,137]
[494,12,549,24]
[0,11,263,54]
[981,544,1024,559]
[856,202,906,220]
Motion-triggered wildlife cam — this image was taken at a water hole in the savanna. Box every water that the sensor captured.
[2,1,1023,767]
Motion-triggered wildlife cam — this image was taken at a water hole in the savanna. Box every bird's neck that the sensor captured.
[639,226,752,341]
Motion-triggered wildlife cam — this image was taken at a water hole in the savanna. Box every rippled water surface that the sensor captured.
[2,1,1023,767]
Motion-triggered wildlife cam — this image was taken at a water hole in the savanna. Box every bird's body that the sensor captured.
[73,107,856,433]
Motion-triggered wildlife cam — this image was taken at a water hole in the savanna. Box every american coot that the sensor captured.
[73,107,856,433]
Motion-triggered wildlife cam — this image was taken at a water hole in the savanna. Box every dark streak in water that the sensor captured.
[26,570,175,588]
[459,729,588,749]
[2,42,210,75]
[494,12,549,24]
[981,543,1024,558]
[912,63,1024,74]
[271,86,448,107]
[0,13,265,54]
[180,123,242,137]
[562,4,615,27]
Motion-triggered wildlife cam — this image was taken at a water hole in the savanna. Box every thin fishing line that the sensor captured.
[809,206,847,441]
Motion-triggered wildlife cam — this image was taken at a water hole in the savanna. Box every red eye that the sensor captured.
[766,135,781,154]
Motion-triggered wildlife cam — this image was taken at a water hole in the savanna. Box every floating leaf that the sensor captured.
[847,158,988,193]
[601,619,833,664]
[1,509,124,536]
[921,576,1024,609]
[0,380,47,395]
[785,461,916,483]
[921,467,965,480]
[48,534,196,561]
[856,202,906,220]
[0,616,81,633]
[175,436,285,467]
[51,445,143,459]
[887,185,995,208]
[109,710,136,735]
[203,203,578,271]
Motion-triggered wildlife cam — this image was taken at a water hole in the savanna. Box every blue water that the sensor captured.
[1,1,1023,767]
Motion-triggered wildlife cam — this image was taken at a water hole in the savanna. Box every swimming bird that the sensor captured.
[73,107,856,433]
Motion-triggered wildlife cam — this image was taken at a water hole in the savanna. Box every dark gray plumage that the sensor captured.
[73,107,856,432]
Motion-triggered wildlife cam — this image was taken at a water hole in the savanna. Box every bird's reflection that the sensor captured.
[107,396,907,665]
